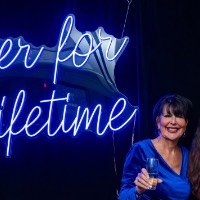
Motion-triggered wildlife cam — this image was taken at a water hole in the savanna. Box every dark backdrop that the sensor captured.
[0,0,200,199]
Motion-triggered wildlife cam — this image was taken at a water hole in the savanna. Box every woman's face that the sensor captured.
[156,105,188,141]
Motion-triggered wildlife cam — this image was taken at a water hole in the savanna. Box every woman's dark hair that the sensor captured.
[188,119,200,199]
[152,94,193,135]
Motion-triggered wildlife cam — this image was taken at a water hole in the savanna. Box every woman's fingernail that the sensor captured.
[149,183,152,187]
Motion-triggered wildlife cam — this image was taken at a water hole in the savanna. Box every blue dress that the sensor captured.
[119,139,191,200]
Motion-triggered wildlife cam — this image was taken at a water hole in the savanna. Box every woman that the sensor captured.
[119,94,193,200]
[188,119,200,200]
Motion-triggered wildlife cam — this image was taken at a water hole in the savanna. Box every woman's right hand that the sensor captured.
[134,168,162,194]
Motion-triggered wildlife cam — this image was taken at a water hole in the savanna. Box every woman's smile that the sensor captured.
[166,127,180,133]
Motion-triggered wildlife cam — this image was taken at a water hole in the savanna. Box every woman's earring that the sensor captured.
[183,132,186,137]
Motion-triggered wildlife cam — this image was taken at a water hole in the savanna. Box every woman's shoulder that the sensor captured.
[134,138,151,145]
[131,139,152,150]
[126,139,152,160]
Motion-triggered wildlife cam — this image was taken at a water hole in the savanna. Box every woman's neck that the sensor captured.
[155,135,179,152]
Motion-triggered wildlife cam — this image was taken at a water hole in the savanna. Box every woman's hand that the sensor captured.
[134,168,163,194]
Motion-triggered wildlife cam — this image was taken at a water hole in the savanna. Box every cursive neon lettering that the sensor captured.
[98,29,129,61]
[0,39,19,69]
[0,14,129,84]
[53,15,129,84]
[2,90,26,156]
[109,98,138,130]
[40,91,70,137]
[18,38,44,68]
[25,106,42,137]
[0,38,44,69]
[0,90,137,156]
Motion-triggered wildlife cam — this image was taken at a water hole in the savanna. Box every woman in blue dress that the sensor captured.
[119,94,193,200]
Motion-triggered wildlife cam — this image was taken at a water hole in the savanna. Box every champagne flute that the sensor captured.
[146,158,159,190]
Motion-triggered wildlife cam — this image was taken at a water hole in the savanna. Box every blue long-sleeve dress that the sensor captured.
[119,139,191,200]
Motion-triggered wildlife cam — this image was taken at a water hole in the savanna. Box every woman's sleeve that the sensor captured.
[119,143,146,200]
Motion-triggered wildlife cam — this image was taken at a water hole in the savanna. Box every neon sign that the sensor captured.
[0,15,129,84]
[0,14,138,157]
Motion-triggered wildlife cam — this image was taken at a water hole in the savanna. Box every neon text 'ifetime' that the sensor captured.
[0,90,137,157]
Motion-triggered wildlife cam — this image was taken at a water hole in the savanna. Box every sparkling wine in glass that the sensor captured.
[146,158,159,190]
